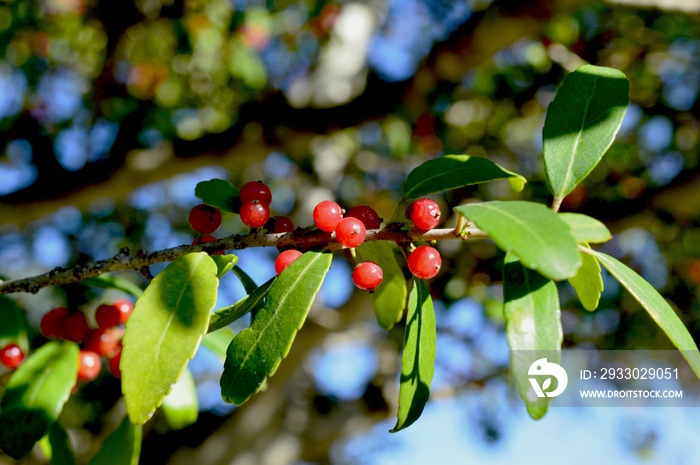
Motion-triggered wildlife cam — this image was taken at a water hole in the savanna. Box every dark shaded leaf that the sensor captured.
[207,278,274,333]
[88,416,142,465]
[194,179,240,213]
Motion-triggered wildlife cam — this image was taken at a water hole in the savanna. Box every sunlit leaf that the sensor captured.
[403,155,526,198]
[88,416,142,465]
[568,246,603,311]
[358,241,407,330]
[455,201,581,281]
[0,342,79,459]
[160,367,198,430]
[221,251,332,405]
[543,65,630,203]
[391,279,436,432]
[503,252,562,420]
[211,254,238,279]
[194,179,240,213]
[81,275,144,297]
[201,328,235,361]
[592,251,700,377]
[207,278,274,333]
[558,213,611,244]
[122,253,218,424]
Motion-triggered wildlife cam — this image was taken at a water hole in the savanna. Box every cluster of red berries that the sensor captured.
[39,300,133,381]
[189,180,443,291]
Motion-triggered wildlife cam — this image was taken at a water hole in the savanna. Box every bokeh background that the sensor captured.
[2,0,700,463]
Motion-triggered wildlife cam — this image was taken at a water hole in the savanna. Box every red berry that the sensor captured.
[109,349,121,378]
[61,312,90,343]
[407,246,442,279]
[84,328,120,357]
[240,181,272,206]
[408,198,441,230]
[77,350,101,382]
[0,344,25,370]
[113,299,133,324]
[95,304,119,329]
[272,216,294,234]
[275,250,303,275]
[192,235,224,255]
[313,200,343,232]
[240,201,270,228]
[335,217,366,248]
[352,262,383,292]
[189,204,222,234]
[40,307,69,338]
[346,206,382,230]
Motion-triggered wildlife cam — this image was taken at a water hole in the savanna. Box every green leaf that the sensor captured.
[503,252,562,420]
[568,246,603,311]
[211,254,238,279]
[358,241,407,330]
[201,328,235,361]
[454,201,581,281]
[48,422,75,465]
[391,279,436,432]
[194,179,240,213]
[81,274,144,297]
[558,213,611,243]
[122,252,218,425]
[221,251,332,405]
[403,155,526,198]
[207,278,275,333]
[0,296,29,353]
[592,251,700,377]
[88,416,142,465]
[160,367,198,430]
[0,341,79,459]
[232,265,258,294]
[543,65,630,202]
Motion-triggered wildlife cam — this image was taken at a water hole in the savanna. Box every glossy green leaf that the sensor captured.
[0,296,29,353]
[568,246,603,311]
[543,65,630,202]
[160,367,198,430]
[455,201,581,281]
[391,279,436,432]
[81,274,144,297]
[48,422,75,465]
[0,341,79,459]
[232,265,258,294]
[201,328,235,361]
[211,254,238,279]
[503,252,562,420]
[221,251,332,405]
[403,155,526,198]
[207,278,274,333]
[558,213,611,244]
[358,241,407,330]
[122,253,218,425]
[88,416,142,465]
[592,251,700,377]
[194,179,240,213]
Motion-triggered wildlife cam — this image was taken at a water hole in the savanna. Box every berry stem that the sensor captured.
[0,227,488,296]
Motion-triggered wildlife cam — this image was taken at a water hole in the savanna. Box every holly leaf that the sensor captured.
[391,279,436,432]
[160,367,198,430]
[403,155,526,198]
[592,251,700,378]
[194,179,240,213]
[88,416,142,465]
[47,422,75,465]
[221,251,332,405]
[543,65,630,203]
[0,341,79,459]
[207,278,274,333]
[122,253,218,424]
[232,265,258,294]
[503,252,562,420]
[455,201,581,281]
[358,241,407,330]
[568,246,603,311]
[558,213,611,244]
[211,254,238,279]
[0,296,29,353]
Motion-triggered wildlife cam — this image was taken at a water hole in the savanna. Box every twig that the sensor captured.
[0,227,489,296]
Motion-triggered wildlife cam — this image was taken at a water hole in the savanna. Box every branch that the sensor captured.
[0,227,488,295]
